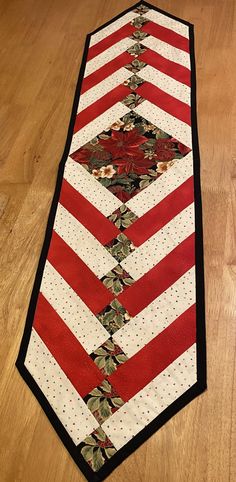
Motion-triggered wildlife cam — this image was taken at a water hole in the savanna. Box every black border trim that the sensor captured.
[15,2,207,481]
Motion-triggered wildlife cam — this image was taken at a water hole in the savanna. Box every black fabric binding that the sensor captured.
[15,2,207,481]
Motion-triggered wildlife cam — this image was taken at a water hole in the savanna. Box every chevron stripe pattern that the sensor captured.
[16,3,206,481]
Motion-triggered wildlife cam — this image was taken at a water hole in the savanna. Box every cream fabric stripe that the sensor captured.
[126,152,193,216]
[89,11,140,46]
[113,267,195,358]
[54,204,117,278]
[77,68,132,113]
[121,203,194,280]
[139,65,190,105]
[142,35,190,69]
[134,100,192,148]
[25,329,98,445]
[40,261,110,353]
[64,158,122,216]
[102,344,197,450]
[146,9,190,38]
[69,102,130,152]
[84,38,135,77]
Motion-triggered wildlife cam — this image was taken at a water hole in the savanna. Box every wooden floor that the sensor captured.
[0,0,235,481]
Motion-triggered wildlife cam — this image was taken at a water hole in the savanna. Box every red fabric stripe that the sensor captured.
[108,304,196,401]
[137,82,191,125]
[87,24,135,61]
[118,233,195,316]
[143,21,189,53]
[47,231,113,314]
[74,84,129,133]
[139,49,191,87]
[125,176,194,246]
[81,52,131,94]
[33,294,104,397]
[59,179,120,244]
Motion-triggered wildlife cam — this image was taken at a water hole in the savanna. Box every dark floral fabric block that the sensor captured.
[123,74,145,90]
[127,42,147,57]
[129,30,149,42]
[70,111,191,203]
[133,4,150,14]
[105,233,135,263]
[124,59,147,73]
[84,380,124,425]
[131,16,149,28]
[101,265,134,297]
[121,92,145,108]
[80,427,117,472]
[107,204,138,230]
[90,338,128,376]
[96,298,131,334]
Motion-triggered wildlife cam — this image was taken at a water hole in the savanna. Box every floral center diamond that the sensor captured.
[70,111,191,202]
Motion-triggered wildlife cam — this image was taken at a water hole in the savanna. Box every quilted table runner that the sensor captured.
[16,2,206,481]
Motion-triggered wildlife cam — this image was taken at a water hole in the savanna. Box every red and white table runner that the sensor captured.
[16,2,206,481]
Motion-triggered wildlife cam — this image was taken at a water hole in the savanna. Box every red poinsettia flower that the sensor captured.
[178,142,191,155]
[109,185,141,202]
[70,147,91,164]
[108,186,133,202]
[155,138,175,150]
[168,138,191,156]
[99,129,147,158]
[155,149,175,161]
[71,146,111,163]
[113,150,154,175]
[154,138,176,162]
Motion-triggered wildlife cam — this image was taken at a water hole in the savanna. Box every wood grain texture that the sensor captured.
[0,0,235,481]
